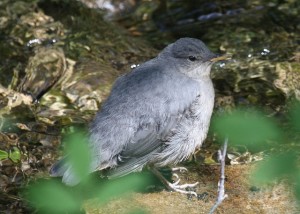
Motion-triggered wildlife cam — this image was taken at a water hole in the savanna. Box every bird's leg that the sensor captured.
[150,167,198,196]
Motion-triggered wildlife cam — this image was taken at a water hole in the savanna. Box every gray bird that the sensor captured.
[51,38,226,194]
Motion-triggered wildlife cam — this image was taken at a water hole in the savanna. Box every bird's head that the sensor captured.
[159,38,228,78]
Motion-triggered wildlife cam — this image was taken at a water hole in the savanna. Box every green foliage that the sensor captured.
[64,131,91,183]
[26,180,81,213]
[0,150,8,160]
[251,152,298,184]
[25,130,151,213]
[9,147,21,163]
[212,109,281,148]
[128,208,149,214]
[0,147,21,162]
[94,174,151,206]
[26,174,150,213]
[213,104,300,203]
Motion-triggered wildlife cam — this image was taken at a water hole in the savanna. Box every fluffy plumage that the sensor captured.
[51,38,218,185]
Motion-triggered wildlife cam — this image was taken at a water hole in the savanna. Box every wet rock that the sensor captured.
[17,47,67,101]
[273,62,300,99]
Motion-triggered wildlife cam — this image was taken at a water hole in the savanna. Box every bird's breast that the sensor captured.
[187,77,215,145]
[192,77,215,120]
[153,77,215,166]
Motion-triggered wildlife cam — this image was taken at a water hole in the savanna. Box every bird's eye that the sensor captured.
[188,56,197,61]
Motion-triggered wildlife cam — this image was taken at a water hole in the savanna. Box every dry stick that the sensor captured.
[209,138,228,214]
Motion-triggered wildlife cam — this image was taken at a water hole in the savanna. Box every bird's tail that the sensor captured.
[50,157,81,186]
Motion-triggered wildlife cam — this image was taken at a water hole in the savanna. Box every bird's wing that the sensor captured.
[121,115,180,157]
[106,115,181,178]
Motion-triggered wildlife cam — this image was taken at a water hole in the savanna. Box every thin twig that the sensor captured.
[209,138,228,214]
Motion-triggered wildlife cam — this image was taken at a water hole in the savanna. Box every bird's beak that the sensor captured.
[210,55,231,62]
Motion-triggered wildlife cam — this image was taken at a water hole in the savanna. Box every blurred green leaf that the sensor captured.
[289,101,300,131]
[0,150,8,160]
[213,109,281,147]
[65,131,91,181]
[9,147,21,163]
[251,152,298,185]
[127,208,148,214]
[26,180,81,213]
[95,174,151,205]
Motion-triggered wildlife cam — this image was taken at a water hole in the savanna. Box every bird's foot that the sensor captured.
[150,167,199,196]
[170,167,198,195]
[166,178,199,196]
[171,167,189,188]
